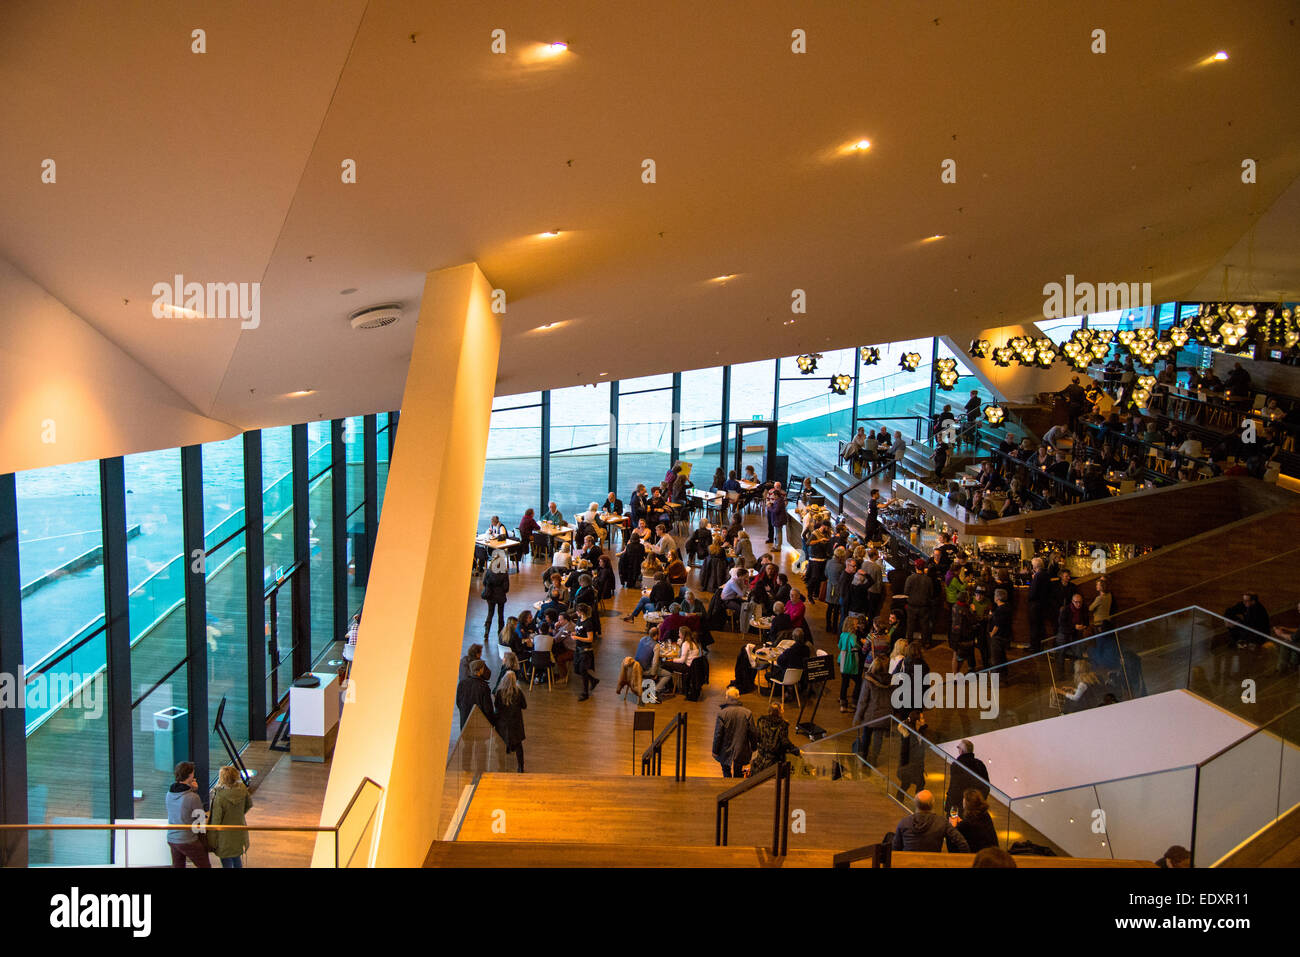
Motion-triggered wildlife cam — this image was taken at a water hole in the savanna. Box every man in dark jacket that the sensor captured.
[456,660,496,729]
[1026,556,1050,653]
[481,561,510,639]
[944,741,991,815]
[904,560,935,647]
[892,790,970,853]
[1225,592,1270,646]
[712,687,759,777]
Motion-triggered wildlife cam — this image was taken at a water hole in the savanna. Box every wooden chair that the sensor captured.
[528,650,555,691]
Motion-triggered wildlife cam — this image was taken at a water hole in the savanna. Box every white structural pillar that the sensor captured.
[312,263,500,866]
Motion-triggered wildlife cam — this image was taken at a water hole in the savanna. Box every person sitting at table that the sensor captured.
[1142,418,1168,445]
[1060,659,1104,714]
[572,572,598,615]
[731,529,755,571]
[631,517,653,546]
[656,627,703,694]
[542,501,565,525]
[720,568,749,615]
[786,590,808,634]
[685,518,713,566]
[773,572,793,607]
[722,470,742,494]
[518,508,540,556]
[709,467,727,493]
[1177,432,1203,459]
[665,552,688,586]
[743,464,760,485]
[616,533,645,589]
[579,534,602,566]
[657,602,702,642]
[679,589,706,617]
[550,615,576,683]
[748,571,774,618]
[601,490,624,517]
[652,523,679,561]
[485,515,507,541]
[768,600,792,640]
[624,573,675,622]
[700,543,730,593]
[537,588,568,622]
[593,554,616,599]
[509,612,536,661]
[646,488,669,526]
[550,542,573,573]
[844,426,867,466]
[670,465,690,503]
[628,484,649,525]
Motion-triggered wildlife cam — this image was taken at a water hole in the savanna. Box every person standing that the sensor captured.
[208,765,252,868]
[852,656,893,766]
[765,481,788,547]
[1026,556,1050,653]
[989,588,1014,684]
[494,671,528,772]
[750,702,801,774]
[712,687,759,777]
[904,559,935,648]
[481,558,510,639]
[837,621,864,713]
[456,659,497,728]
[944,740,991,816]
[865,488,883,541]
[891,431,908,479]
[166,761,210,868]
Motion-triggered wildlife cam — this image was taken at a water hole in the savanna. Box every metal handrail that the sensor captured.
[641,711,686,780]
[835,458,892,513]
[989,448,1085,503]
[715,759,791,856]
[832,841,892,869]
[0,776,383,868]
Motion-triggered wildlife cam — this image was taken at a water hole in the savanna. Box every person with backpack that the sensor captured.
[750,702,801,774]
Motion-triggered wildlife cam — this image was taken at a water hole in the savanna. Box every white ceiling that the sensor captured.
[2,0,1299,435]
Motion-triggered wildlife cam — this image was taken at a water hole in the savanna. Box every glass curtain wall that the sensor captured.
[201,436,249,776]
[17,458,110,865]
[680,367,724,482]
[344,416,365,618]
[480,394,541,532]
[616,374,673,496]
[727,359,776,479]
[548,384,609,518]
[375,413,390,522]
[122,449,188,826]
[306,421,334,665]
[262,426,295,715]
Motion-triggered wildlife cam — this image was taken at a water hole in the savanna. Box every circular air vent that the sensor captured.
[349,303,403,330]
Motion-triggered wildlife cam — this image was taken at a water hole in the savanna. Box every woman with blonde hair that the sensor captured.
[1061,659,1105,714]
[494,670,528,772]
[494,651,525,692]
[209,765,252,868]
[734,530,756,570]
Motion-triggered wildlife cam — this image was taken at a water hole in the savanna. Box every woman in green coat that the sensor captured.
[209,765,253,868]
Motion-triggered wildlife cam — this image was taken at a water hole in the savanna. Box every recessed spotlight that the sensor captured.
[710,274,737,283]
[922,234,945,243]
[548,41,569,53]
[533,321,567,333]
[852,139,871,151]
[286,389,316,398]
[598,371,608,376]
[1212,50,1228,61]
[541,229,562,238]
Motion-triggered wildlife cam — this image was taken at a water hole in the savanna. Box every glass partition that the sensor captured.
[617,374,673,492]
[549,383,609,515]
[482,394,541,531]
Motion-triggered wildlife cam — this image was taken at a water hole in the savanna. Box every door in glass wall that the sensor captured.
[17,458,111,865]
[264,569,301,716]
[727,360,775,480]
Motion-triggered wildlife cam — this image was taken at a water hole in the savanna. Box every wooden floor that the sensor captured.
[233,743,333,868]
[453,771,905,852]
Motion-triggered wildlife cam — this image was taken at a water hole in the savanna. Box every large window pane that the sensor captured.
[344,416,365,618]
[727,360,775,478]
[617,375,672,496]
[549,383,609,516]
[481,394,541,532]
[307,420,334,665]
[376,413,390,522]
[776,349,856,469]
[17,459,110,865]
[680,366,724,484]
[262,426,294,715]
[202,438,249,773]
[124,449,189,822]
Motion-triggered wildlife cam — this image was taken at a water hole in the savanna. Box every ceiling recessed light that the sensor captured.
[710,274,738,283]
[541,229,562,238]
[598,371,608,376]
[922,234,946,243]
[1212,50,1228,61]
[286,389,316,398]
[853,139,871,151]
[548,41,569,53]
